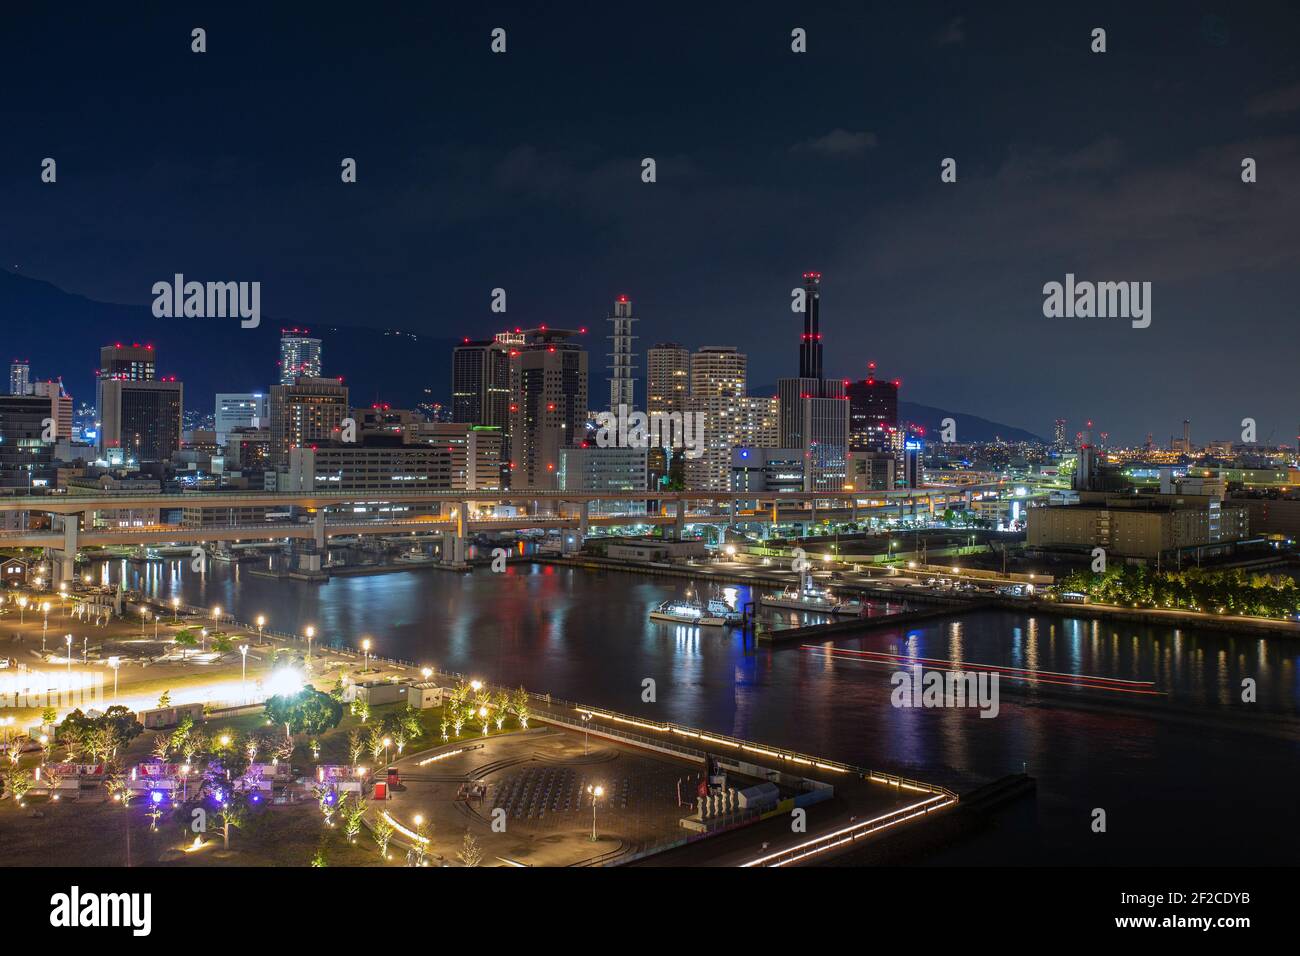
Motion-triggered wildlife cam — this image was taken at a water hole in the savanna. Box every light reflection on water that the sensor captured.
[101,557,1300,864]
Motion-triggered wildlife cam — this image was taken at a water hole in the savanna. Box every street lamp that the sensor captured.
[108,656,120,700]
[171,596,180,621]
[41,602,50,651]
[587,784,604,841]
[306,626,315,662]
[239,645,249,703]
[361,637,370,672]
[18,595,27,625]
[64,634,72,675]
[581,712,591,755]
[382,736,391,768]
[256,615,265,643]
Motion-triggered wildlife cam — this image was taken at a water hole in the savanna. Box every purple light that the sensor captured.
[150,790,163,805]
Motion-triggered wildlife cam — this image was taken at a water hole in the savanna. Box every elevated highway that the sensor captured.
[0,483,1000,580]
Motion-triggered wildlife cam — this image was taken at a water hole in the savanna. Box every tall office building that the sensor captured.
[690,346,746,399]
[9,360,30,396]
[98,379,183,462]
[846,364,899,453]
[508,328,588,491]
[31,380,73,440]
[778,271,851,491]
[451,337,511,427]
[798,271,823,379]
[1053,418,1067,451]
[0,394,56,488]
[685,394,779,492]
[607,295,638,411]
[94,343,178,462]
[646,343,690,415]
[215,393,269,444]
[800,384,851,492]
[278,328,323,385]
[99,343,157,382]
[269,377,349,468]
[901,435,923,489]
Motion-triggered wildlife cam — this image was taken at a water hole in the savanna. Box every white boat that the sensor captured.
[760,573,862,616]
[650,582,732,626]
[650,599,727,626]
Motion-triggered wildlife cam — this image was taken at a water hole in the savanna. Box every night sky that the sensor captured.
[2,2,1298,444]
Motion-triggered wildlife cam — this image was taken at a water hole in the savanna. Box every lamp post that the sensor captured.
[361,637,370,672]
[587,784,603,841]
[382,736,391,769]
[41,602,50,651]
[239,645,249,703]
[18,596,27,625]
[171,596,180,622]
[256,615,265,644]
[305,626,315,662]
[64,634,72,676]
[581,712,591,755]
[108,656,120,700]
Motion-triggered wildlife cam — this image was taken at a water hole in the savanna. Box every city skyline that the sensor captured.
[2,4,1299,444]
[3,265,1295,450]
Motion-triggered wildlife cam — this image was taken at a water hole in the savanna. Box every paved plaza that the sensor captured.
[382,725,713,866]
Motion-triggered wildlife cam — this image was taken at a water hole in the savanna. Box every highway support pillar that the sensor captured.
[50,513,80,583]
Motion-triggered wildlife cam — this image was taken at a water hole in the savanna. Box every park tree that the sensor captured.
[265,688,344,739]
[511,687,531,729]
[340,794,366,844]
[173,628,198,661]
[372,816,394,860]
[216,791,248,850]
[347,728,365,767]
[493,691,511,731]
[459,830,483,867]
[4,765,34,804]
[398,704,423,741]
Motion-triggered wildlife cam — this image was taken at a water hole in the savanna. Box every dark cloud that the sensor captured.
[791,129,880,157]
[1247,81,1300,116]
[935,16,966,46]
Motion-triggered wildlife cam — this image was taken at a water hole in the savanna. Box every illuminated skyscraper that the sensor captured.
[647,343,690,415]
[8,360,30,396]
[452,338,511,428]
[508,328,588,491]
[607,295,637,412]
[846,363,899,454]
[278,328,323,385]
[798,271,823,380]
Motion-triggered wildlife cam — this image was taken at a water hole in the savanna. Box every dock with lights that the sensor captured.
[529,700,958,866]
